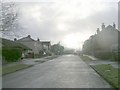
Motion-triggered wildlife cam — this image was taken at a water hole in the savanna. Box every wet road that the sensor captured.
[3,55,112,88]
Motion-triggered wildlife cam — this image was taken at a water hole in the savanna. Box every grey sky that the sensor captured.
[2,0,119,49]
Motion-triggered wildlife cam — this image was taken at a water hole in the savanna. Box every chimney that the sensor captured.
[37,38,40,41]
[28,35,31,38]
[102,23,105,30]
[97,28,100,34]
[113,22,116,29]
[14,38,17,41]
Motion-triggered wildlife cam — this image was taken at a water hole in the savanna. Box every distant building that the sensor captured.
[118,1,120,30]
[82,23,120,59]
[15,35,42,55]
[15,35,51,56]
[41,41,51,51]
[96,24,118,50]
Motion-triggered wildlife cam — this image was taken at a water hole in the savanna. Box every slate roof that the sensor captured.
[41,41,51,45]
[1,38,30,50]
[16,35,51,45]
[16,36,35,42]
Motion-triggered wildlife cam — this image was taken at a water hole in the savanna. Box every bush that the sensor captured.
[112,52,120,62]
[46,51,52,56]
[94,51,112,60]
[2,48,22,62]
[112,52,118,61]
[39,50,44,56]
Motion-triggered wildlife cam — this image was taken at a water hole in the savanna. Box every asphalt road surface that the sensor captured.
[3,55,112,88]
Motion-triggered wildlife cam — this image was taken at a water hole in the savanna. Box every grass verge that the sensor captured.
[91,64,120,89]
[80,55,92,61]
[2,64,32,75]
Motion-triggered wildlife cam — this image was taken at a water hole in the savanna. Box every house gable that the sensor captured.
[16,35,35,42]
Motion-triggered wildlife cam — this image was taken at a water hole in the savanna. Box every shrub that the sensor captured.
[2,48,22,62]
[112,52,118,61]
[94,51,112,60]
[39,50,44,56]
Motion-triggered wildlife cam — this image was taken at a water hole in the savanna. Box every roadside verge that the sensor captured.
[80,55,119,89]
[91,64,119,89]
[2,64,33,76]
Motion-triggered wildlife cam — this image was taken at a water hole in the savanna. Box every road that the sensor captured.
[3,55,112,88]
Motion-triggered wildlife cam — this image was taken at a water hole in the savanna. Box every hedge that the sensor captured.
[94,51,119,61]
[2,48,22,62]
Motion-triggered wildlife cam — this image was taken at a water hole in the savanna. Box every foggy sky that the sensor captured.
[2,0,119,49]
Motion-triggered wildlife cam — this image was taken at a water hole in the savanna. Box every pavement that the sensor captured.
[2,56,51,68]
[3,55,113,88]
[83,54,120,69]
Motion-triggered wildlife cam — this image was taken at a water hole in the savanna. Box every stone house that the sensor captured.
[42,41,51,50]
[82,23,120,59]
[15,35,51,57]
[41,41,51,55]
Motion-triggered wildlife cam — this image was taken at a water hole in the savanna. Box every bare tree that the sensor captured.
[0,2,21,39]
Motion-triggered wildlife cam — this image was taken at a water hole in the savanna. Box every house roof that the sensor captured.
[16,35,35,42]
[1,38,30,50]
[16,35,51,45]
[103,25,120,34]
[106,25,113,29]
[105,25,116,30]
[41,41,51,45]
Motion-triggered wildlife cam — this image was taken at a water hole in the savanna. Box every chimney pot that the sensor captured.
[28,35,31,38]
[102,23,105,30]
[37,38,40,41]
[113,22,116,29]
[14,38,17,41]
